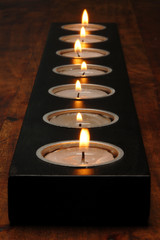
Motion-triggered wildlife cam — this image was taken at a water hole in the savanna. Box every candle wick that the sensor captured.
[79,123,82,127]
[82,39,84,42]
[77,92,80,98]
[77,52,80,57]
[82,72,85,76]
[81,151,85,164]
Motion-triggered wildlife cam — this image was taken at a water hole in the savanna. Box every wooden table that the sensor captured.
[0,0,160,239]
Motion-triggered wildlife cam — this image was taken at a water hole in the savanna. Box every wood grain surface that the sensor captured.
[0,0,160,239]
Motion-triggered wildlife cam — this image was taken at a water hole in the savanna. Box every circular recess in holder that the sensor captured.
[43,108,119,128]
[36,141,124,167]
[56,48,110,59]
[61,23,106,32]
[48,83,115,100]
[53,64,112,77]
[59,34,108,43]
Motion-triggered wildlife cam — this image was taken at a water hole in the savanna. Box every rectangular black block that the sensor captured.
[8,23,150,225]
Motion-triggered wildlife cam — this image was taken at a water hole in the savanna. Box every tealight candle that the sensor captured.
[56,48,110,59]
[61,9,106,32]
[36,136,124,168]
[60,26,108,43]
[43,108,119,128]
[53,62,112,77]
[48,83,115,100]
[59,34,108,44]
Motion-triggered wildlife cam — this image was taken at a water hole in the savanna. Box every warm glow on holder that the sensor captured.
[79,128,90,148]
[82,9,89,25]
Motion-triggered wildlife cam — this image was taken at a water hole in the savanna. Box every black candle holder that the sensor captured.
[8,23,150,225]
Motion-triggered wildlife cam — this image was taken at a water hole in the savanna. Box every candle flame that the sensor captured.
[74,39,82,53]
[82,9,89,25]
[80,27,86,38]
[76,112,83,121]
[81,61,87,70]
[79,128,90,148]
[75,80,81,91]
